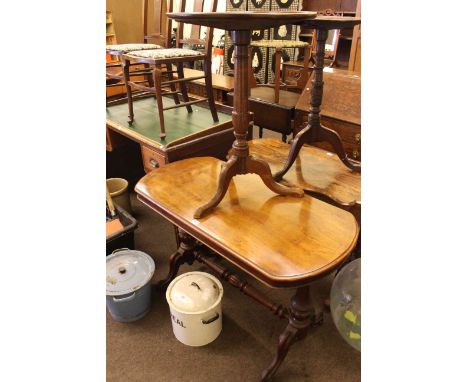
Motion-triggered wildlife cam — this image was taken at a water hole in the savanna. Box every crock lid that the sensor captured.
[106,250,155,296]
[166,272,223,314]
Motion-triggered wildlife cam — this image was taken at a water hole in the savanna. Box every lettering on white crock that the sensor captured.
[171,313,186,328]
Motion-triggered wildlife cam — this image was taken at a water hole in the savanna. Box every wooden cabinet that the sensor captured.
[293,68,361,160]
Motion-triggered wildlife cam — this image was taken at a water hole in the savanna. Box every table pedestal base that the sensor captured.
[155,229,324,381]
[274,122,361,181]
[194,154,304,219]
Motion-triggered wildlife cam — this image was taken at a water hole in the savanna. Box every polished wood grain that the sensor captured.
[167,11,317,30]
[135,156,359,288]
[248,138,360,220]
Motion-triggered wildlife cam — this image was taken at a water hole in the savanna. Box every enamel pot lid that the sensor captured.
[106,249,155,296]
[167,272,223,314]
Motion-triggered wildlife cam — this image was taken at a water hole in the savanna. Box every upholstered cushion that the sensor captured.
[106,43,162,52]
[251,40,309,48]
[126,48,204,59]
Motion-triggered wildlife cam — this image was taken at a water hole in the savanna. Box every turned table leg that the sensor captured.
[262,286,314,381]
[154,230,196,290]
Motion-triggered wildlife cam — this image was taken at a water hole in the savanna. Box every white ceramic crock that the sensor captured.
[106,249,155,322]
[166,272,223,346]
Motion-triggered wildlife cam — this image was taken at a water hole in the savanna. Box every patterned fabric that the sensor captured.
[126,48,204,59]
[106,43,162,52]
[251,40,308,48]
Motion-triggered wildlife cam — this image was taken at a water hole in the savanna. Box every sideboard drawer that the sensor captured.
[141,145,167,173]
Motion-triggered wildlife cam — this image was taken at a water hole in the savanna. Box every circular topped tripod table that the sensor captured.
[273,16,362,181]
[167,12,318,218]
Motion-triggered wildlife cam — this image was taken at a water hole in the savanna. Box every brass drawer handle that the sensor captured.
[352,149,360,159]
[149,158,159,168]
[355,133,361,144]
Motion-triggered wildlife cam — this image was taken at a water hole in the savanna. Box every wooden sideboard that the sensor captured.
[293,68,361,161]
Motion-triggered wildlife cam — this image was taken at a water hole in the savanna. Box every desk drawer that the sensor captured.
[141,145,167,173]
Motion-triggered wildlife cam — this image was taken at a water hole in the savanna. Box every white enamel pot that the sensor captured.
[106,249,155,323]
[166,272,223,347]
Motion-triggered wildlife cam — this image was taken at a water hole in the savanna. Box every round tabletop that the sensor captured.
[167,11,317,30]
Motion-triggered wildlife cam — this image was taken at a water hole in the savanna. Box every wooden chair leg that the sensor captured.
[274,48,281,104]
[122,59,134,124]
[144,63,154,89]
[203,57,219,123]
[153,65,166,139]
[165,63,181,105]
[176,63,193,113]
[259,126,263,138]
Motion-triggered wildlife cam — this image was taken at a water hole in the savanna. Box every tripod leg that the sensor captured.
[317,124,361,172]
[273,124,312,181]
[193,156,238,219]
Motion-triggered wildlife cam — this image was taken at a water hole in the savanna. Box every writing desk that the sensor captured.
[135,156,359,381]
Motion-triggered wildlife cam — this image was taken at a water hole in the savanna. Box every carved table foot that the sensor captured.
[262,286,314,381]
[317,124,361,172]
[274,125,311,181]
[154,230,196,290]
[193,156,238,219]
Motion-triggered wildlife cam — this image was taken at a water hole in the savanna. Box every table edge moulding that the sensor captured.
[135,156,359,288]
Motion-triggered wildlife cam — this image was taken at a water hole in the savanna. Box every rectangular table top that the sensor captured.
[136,156,359,288]
[106,97,232,147]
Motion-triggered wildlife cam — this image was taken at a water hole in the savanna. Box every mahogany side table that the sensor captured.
[135,156,360,381]
[274,16,362,181]
[167,12,318,218]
